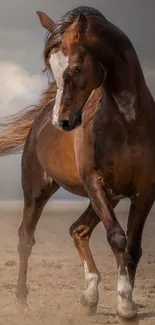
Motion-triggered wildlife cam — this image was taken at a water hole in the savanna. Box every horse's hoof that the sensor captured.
[116,297,137,319]
[81,304,97,316]
[19,302,30,313]
[81,291,98,316]
[16,286,30,313]
[15,298,30,315]
[16,285,28,300]
[116,314,139,325]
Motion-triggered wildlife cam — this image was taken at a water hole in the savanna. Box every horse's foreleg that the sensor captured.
[126,194,155,288]
[70,200,118,315]
[16,180,59,306]
[70,203,100,315]
[85,173,137,319]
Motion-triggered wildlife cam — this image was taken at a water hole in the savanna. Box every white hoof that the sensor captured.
[117,295,137,319]
[81,287,99,316]
[81,261,100,316]
[117,275,137,319]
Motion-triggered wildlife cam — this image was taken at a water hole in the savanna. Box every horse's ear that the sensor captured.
[76,14,88,38]
[36,11,54,31]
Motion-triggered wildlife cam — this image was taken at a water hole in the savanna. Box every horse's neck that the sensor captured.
[82,84,104,124]
[105,51,152,119]
[82,54,154,128]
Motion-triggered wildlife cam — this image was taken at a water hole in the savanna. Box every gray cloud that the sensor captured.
[1,0,155,70]
[0,61,47,117]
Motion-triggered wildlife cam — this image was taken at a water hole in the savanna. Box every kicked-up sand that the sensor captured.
[0,200,155,325]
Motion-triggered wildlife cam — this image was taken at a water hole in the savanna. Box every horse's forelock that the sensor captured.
[43,6,104,66]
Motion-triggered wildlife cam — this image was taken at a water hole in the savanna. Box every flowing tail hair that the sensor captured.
[0,82,57,156]
[0,106,40,156]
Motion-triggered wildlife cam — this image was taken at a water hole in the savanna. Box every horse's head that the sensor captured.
[37,11,106,131]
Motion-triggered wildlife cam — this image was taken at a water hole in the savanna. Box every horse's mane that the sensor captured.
[40,82,57,106]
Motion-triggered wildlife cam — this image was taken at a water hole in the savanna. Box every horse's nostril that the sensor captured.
[62,120,70,130]
[58,116,70,131]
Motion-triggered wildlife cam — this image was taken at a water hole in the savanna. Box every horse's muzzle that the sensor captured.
[58,116,71,131]
[58,112,82,131]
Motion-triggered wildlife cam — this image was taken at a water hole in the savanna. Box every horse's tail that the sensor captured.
[0,106,40,156]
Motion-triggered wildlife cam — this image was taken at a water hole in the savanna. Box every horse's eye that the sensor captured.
[74,66,83,74]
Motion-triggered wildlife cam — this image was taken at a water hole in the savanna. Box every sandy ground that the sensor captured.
[0,200,155,325]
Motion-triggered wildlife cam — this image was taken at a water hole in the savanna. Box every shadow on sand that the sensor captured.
[117,312,155,324]
[95,310,155,325]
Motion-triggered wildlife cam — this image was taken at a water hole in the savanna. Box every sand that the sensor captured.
[0,200,155,325]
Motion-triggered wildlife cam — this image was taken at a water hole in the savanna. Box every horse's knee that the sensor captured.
[69,222,84,237]
[107,227,127,252]
[70,223,90,239]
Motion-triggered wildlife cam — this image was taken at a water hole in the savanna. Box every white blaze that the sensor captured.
[49,51,69,126]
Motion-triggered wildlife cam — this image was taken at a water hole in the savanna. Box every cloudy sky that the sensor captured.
[0,0,155,199]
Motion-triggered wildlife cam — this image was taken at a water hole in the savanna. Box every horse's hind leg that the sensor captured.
[70,200,118,315]
[16,178,59,305]
[70,203,100,315]
[126,193,155,289]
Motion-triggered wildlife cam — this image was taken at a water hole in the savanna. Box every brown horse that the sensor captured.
[0,6,155,320]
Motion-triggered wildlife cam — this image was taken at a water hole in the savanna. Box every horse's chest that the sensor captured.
[93,121,135,189]
[96,144,133,187]
[94,134,155,195]
[93,124,131,170]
